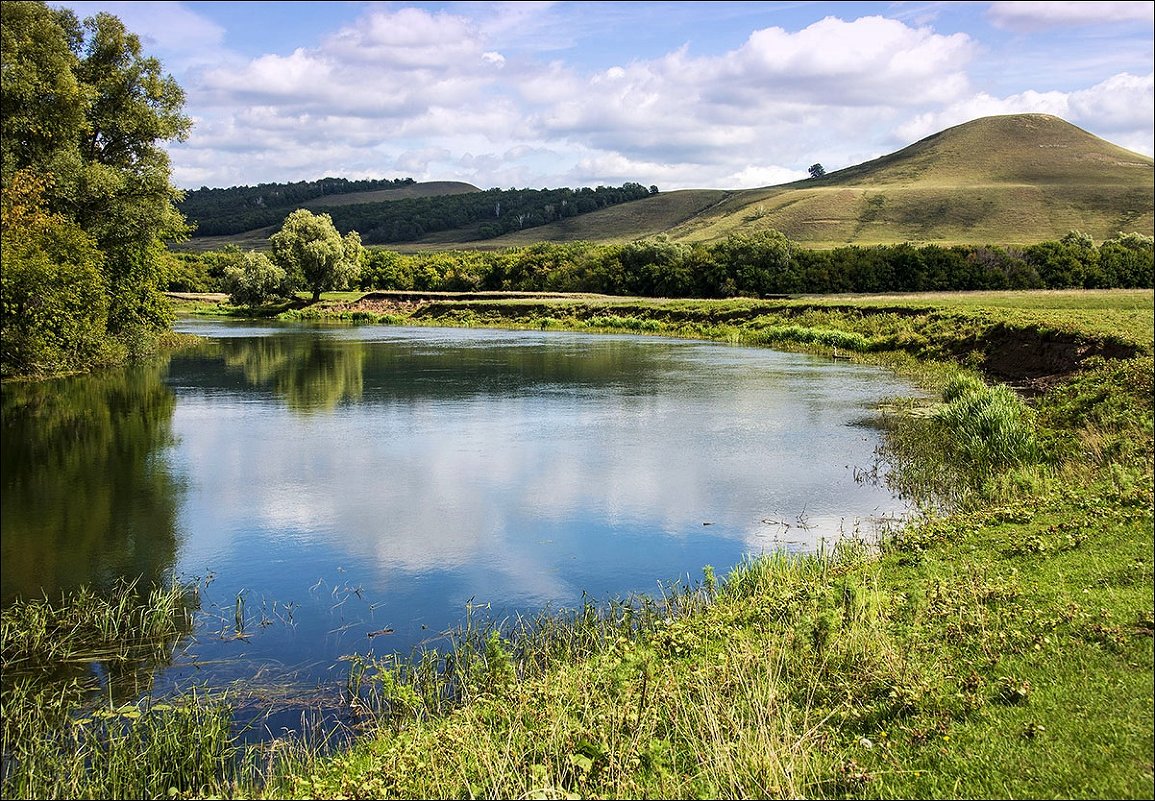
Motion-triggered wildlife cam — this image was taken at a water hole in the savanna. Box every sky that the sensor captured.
[55,1,1155,191]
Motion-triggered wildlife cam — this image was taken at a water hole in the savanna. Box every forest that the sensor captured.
[181,182,658,243]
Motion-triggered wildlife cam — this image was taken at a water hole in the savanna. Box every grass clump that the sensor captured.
[0,577,240,799]
[933,381,1040,473]
[2,577,198,673]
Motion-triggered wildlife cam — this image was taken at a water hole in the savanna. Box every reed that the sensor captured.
[1,576,197,672]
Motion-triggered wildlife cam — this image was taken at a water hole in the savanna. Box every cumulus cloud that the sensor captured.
[988,1,1154,31]
[161,4,1151,190]
[894,71,1155,156]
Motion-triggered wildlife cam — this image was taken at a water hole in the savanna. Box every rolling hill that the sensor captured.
[184,115,1153,251]
[484,115,1153,249]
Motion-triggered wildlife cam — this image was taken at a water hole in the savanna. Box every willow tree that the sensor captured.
[270,209,363,302]
[1,1,190,374]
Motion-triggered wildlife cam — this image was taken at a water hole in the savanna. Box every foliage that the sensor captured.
[221,250,293,307]
[270,209,364,302]
[178,176,416,235]
[182,182,656,243]
[1,1,190,375]
[1,172,115,375]
[292,232,1154,300]
[808,163,826,179]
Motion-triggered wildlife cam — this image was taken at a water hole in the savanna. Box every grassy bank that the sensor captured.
[246,336,1154,799]
[6,290,1152,798]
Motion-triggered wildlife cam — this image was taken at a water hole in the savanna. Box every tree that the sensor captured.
[710,230,796,296]
[221,251,292,307]
[269,209,364,302]
[808,163,826,179]
[1,171,111,375]
[1,2,191,373]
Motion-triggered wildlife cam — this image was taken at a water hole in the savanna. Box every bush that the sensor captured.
[934,383,1041,472]
[221,251,292,307]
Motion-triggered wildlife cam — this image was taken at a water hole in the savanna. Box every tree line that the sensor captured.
[170,229,1153,302]
[182,183,658,242]
[178,177,416,236]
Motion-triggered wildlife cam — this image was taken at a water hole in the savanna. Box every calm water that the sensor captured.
[1,319,917,705]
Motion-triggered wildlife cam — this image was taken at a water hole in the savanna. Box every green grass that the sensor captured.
[9,288,1153,798]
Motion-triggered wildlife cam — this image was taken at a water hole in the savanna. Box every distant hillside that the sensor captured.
[180,178,481,237]
[479,115,1153,249]
[180,115,1153,251]
[181,180,656,247]
[306,181,479,208]
[405,189,733,249]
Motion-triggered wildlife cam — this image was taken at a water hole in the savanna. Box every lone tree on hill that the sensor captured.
[270,209,363,302]
[808,163,826,179]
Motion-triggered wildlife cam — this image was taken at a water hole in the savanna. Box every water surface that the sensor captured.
[1,319,916,700]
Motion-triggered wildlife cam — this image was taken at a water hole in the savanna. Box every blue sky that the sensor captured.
[57,1,1155,190]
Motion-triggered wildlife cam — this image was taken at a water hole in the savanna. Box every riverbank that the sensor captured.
[250,290,1155,799]
[6,290,1153,798]
[173,288,1152,390]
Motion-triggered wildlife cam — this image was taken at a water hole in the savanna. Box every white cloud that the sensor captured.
[894,71,1155,156]
[515,15,974,183]
[1067,72,1155,130]
[734,16,974,105]
[159,4,1150,190]
[988,1,1155,31]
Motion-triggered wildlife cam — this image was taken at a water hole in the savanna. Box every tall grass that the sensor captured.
[2,682,236,800]
[933,381,1041,471]
[265,550,882,800]
[1,577,223,799]
[879,370,1045,509]
[2,577,197,677]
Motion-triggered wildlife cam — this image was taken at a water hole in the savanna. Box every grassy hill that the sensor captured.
[658,114,1154,247]
[476,115,1151,249]
[186,115,1153,251]
[398,189,733,251]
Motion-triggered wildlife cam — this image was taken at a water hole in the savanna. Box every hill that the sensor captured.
[180,181,656,249]
[179,178,483,239]
[182,115,1153,250]
[306,181,480,207]
[477,115,1152,249]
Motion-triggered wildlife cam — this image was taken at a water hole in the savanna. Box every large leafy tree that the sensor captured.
[1,1,190,374]
[270,209,364,302]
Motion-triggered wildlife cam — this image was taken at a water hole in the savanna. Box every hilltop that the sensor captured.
[484,115,1153,249]
[182,115,1153,250]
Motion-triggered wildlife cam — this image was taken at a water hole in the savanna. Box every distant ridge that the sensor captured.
[305,181,480,208]
[183,115,1153,250]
